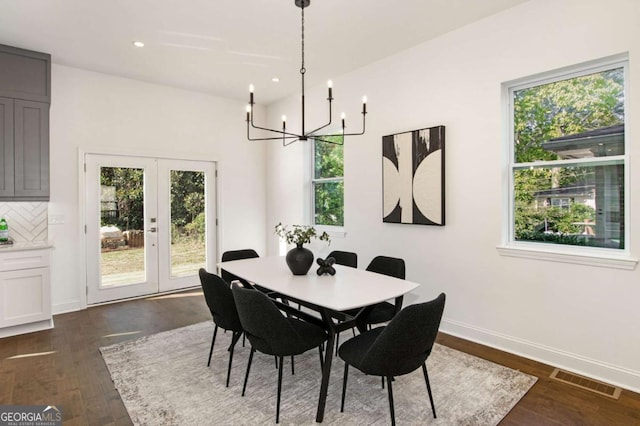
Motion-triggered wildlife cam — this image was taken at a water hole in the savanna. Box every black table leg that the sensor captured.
[316,308,336,423]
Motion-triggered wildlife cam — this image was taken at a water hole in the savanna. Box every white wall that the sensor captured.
[266,0,640,391]
[49,64,267,313]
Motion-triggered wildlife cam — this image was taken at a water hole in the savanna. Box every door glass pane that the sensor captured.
[100,167,145,286]
[170,170,206,277]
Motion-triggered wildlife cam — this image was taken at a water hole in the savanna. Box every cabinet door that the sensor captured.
[14,99,49,199]
[0,267,51,327]
[0,97,13,197]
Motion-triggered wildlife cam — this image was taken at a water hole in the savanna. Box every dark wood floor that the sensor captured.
[1,289,638,425]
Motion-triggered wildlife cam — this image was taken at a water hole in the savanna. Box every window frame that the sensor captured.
[309,137,346,235]
[499,55,636,269]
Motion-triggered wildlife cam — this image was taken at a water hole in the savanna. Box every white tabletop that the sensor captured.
[218,256,419,312]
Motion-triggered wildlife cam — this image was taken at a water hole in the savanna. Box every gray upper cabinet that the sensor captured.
[0,44,50,201]
[0,45,51,103]
[0,98,15,197]
[14,100,49,198]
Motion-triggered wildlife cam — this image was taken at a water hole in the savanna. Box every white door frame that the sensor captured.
[80,149,219,307]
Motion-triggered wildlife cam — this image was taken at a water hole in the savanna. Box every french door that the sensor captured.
[85,154,216,304]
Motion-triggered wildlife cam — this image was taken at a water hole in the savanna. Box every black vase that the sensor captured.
[286,244,314,275]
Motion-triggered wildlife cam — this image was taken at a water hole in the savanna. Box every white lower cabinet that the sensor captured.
[0,248,52,337]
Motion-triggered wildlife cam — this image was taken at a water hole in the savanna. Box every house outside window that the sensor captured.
[312,136,344,227]
[507,58,627,251]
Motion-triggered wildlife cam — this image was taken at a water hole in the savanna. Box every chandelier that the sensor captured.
[246,0,367,146]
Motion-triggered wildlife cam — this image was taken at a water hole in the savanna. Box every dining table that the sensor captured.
[218,255,420,423]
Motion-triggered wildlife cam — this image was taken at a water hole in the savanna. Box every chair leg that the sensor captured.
[318,345,324,372]
[276,355,284,423]
[386,376,396,426]
[275,356,278,369]
[335,332,340,356]
[226,331,242,388]
[341,362,349,412]
[422,363,437,418]
[381,376,385,389]
[242,347,255,396]
[207,325,218,367]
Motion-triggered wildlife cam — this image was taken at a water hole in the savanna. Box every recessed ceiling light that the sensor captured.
[132,41,145,48]
[272,77,280,83]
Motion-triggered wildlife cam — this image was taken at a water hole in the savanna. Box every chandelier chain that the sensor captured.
[300,4,305,74]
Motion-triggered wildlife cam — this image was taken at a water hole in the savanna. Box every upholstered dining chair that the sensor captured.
[327,250,358,268]
[232,283,328,424]
[362,255,406,327]
[327,250,359,352]
[221,249,259,287]
[198,268,244,388]
[339,293,446,426]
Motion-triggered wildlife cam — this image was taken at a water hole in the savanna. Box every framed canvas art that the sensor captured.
[382,125,445,225]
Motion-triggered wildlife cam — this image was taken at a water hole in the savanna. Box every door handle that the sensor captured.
[148,227,157,233]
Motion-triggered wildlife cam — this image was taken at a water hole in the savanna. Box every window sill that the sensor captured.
[496,244,637,270]
[315,226,346,239]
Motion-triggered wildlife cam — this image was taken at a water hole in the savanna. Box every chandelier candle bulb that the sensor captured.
[362,96,367,114]
[341,112,346,129]
[328,80,333,99]
[249,84,254,104]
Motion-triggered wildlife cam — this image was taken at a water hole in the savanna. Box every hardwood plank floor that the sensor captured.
[1,289,638,425]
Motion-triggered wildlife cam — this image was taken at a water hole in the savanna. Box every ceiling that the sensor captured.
[0,0,527,104]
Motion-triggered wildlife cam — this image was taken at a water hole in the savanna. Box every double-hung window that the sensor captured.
[505,57,628,258]
[311,136,344,228]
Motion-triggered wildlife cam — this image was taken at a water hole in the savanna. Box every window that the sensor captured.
[312,136,344,227]
[507,58,626,251]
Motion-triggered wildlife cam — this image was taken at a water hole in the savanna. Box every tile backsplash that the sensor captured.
[0,202,48,242]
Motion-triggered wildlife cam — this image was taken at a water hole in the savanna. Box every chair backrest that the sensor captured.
[366,256,405,279]
[360,293,446,377]
[327,250,358,268]
[221,249,259,285]
[198,268,243,332]
[231,284,299,356]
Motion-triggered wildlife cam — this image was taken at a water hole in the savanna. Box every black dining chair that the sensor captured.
[198,268,244,388]
[232,283,328,424]
[339,293,446,426]
[221,249,259,287]
[327,250,358,268]
[327,250,359,352]
[362,256,406,327]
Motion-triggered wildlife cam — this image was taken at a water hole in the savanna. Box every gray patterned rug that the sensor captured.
[100,322,536,425]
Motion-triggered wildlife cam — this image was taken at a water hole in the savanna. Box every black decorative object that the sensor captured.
[316,256,336,276]
[246,0,367,146]
[382,125,445,225]
[286,244,315,275]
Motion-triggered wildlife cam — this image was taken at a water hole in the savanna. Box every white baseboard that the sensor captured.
[53,300,83,315]
[0,319,54,338]
[441,318,640,394]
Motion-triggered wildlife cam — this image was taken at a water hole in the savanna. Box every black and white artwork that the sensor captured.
[382,125,445,225]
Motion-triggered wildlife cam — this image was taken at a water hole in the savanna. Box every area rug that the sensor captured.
[100,322,537,425]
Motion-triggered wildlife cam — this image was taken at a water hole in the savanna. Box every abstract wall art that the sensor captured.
[382,125,445,225]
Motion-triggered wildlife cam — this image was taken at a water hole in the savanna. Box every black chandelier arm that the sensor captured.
[313,112,367,140]
[306,98,333,136]
[249,117,303,139]
[283,137,303,147]
[247,125,301,141]
[312,136,343,146]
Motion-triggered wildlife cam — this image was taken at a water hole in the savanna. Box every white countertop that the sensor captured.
[0,240,54,253]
